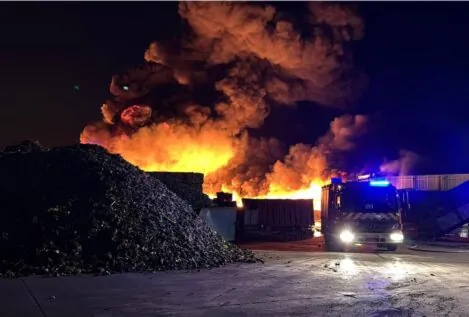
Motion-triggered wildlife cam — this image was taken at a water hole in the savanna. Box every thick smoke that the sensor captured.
[266,114,368,193]
[177,2,367,107]
[380,149,422,176]
[81,2,370,199]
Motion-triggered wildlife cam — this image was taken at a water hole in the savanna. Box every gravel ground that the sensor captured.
[1,249,468,317]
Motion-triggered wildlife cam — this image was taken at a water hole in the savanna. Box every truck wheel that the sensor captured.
[386,244,398,251]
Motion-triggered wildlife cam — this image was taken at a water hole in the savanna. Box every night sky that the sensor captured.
[1,2,469,174]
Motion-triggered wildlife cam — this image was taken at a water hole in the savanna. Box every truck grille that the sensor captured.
[343,212,398,221]
[351,221,396,233]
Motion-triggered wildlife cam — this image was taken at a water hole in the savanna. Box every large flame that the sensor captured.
[81,120,327,210]
[110,121,236,176]
[80,2,369,213]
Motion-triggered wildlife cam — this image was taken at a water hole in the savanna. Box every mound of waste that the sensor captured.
[0,141,256,278]
[148,172,214,212]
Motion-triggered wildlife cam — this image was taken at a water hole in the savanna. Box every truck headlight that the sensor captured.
[339,230,354,243]
[390,231,404,242]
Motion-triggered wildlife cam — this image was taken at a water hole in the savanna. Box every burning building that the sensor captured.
[81,2,372,210]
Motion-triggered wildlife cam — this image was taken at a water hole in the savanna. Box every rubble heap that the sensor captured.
[0,141,256,278]
[147,172,214,212]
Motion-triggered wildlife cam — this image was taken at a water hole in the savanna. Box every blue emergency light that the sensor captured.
[331,177,342,184]
[369,180,390,187]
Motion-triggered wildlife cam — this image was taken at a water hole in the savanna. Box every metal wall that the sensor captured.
[397,174,469,239]
[242,199,314,227]
[237,199,314,243]
[386,174,469,191]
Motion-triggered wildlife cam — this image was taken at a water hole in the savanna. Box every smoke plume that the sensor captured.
[265,114,368,194]
[380,149,422,176]
[81,2,370,203]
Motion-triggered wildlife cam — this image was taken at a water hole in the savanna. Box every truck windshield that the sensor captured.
[341,186,398,212]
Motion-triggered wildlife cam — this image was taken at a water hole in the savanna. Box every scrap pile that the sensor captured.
[0,141,256,277]
[147,172,214,212]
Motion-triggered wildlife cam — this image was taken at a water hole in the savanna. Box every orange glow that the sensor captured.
[261,181,323,211]
[101,121,236,176]
[207,182,323,210]
[79,1,368,215]
[81,121,325,210]
[81,119,331,212]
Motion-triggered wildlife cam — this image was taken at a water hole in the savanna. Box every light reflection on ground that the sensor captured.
[339,257,358,275]
[383,261,408,281]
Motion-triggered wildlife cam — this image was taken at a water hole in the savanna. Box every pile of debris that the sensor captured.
[147,172,214,212]
[0,141,256,278]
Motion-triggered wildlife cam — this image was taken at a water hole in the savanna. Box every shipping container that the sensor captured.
[242,199,314,227]
[236,199,314,243]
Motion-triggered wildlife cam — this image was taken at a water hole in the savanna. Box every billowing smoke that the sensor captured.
[81,2,371,202]
[265,114,368,193]
[177,2,367,108]
[380,149,422,176]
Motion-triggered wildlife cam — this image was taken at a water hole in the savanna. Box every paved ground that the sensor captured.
[2,247,469,317]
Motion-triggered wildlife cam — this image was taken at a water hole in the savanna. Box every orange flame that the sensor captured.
[79,2,367,214]
[81,120,328,211]
[206,182,323,210]
[82,124,325,210]
[108,121,236,176]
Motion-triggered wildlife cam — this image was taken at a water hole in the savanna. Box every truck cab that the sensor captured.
[321,177,404,252]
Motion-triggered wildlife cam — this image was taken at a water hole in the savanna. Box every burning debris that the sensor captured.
[0,141,256,278]
[80,2,372,206]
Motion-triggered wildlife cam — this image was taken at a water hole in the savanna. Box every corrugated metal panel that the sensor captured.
[244,209,258,225]
[321,187,329,219]
[443,174,469,191]
[386,174,469,191]
[387,176,414,190]
[241,199,313,227]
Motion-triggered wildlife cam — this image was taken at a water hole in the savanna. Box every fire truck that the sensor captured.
[320,176,404,252]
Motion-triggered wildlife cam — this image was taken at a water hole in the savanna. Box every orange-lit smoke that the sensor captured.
[202,114,369,210]
[80,2,368,210]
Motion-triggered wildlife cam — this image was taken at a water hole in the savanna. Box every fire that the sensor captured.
[79,2,367,214]
[81,118,327,211]
[105,121,236,176]
[208,182,323,210]
[261,182,323,211]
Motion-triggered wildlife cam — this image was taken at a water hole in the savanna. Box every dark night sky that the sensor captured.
[1,2,469,173]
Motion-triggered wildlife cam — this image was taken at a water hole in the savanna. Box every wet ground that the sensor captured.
[2,245,469,317]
